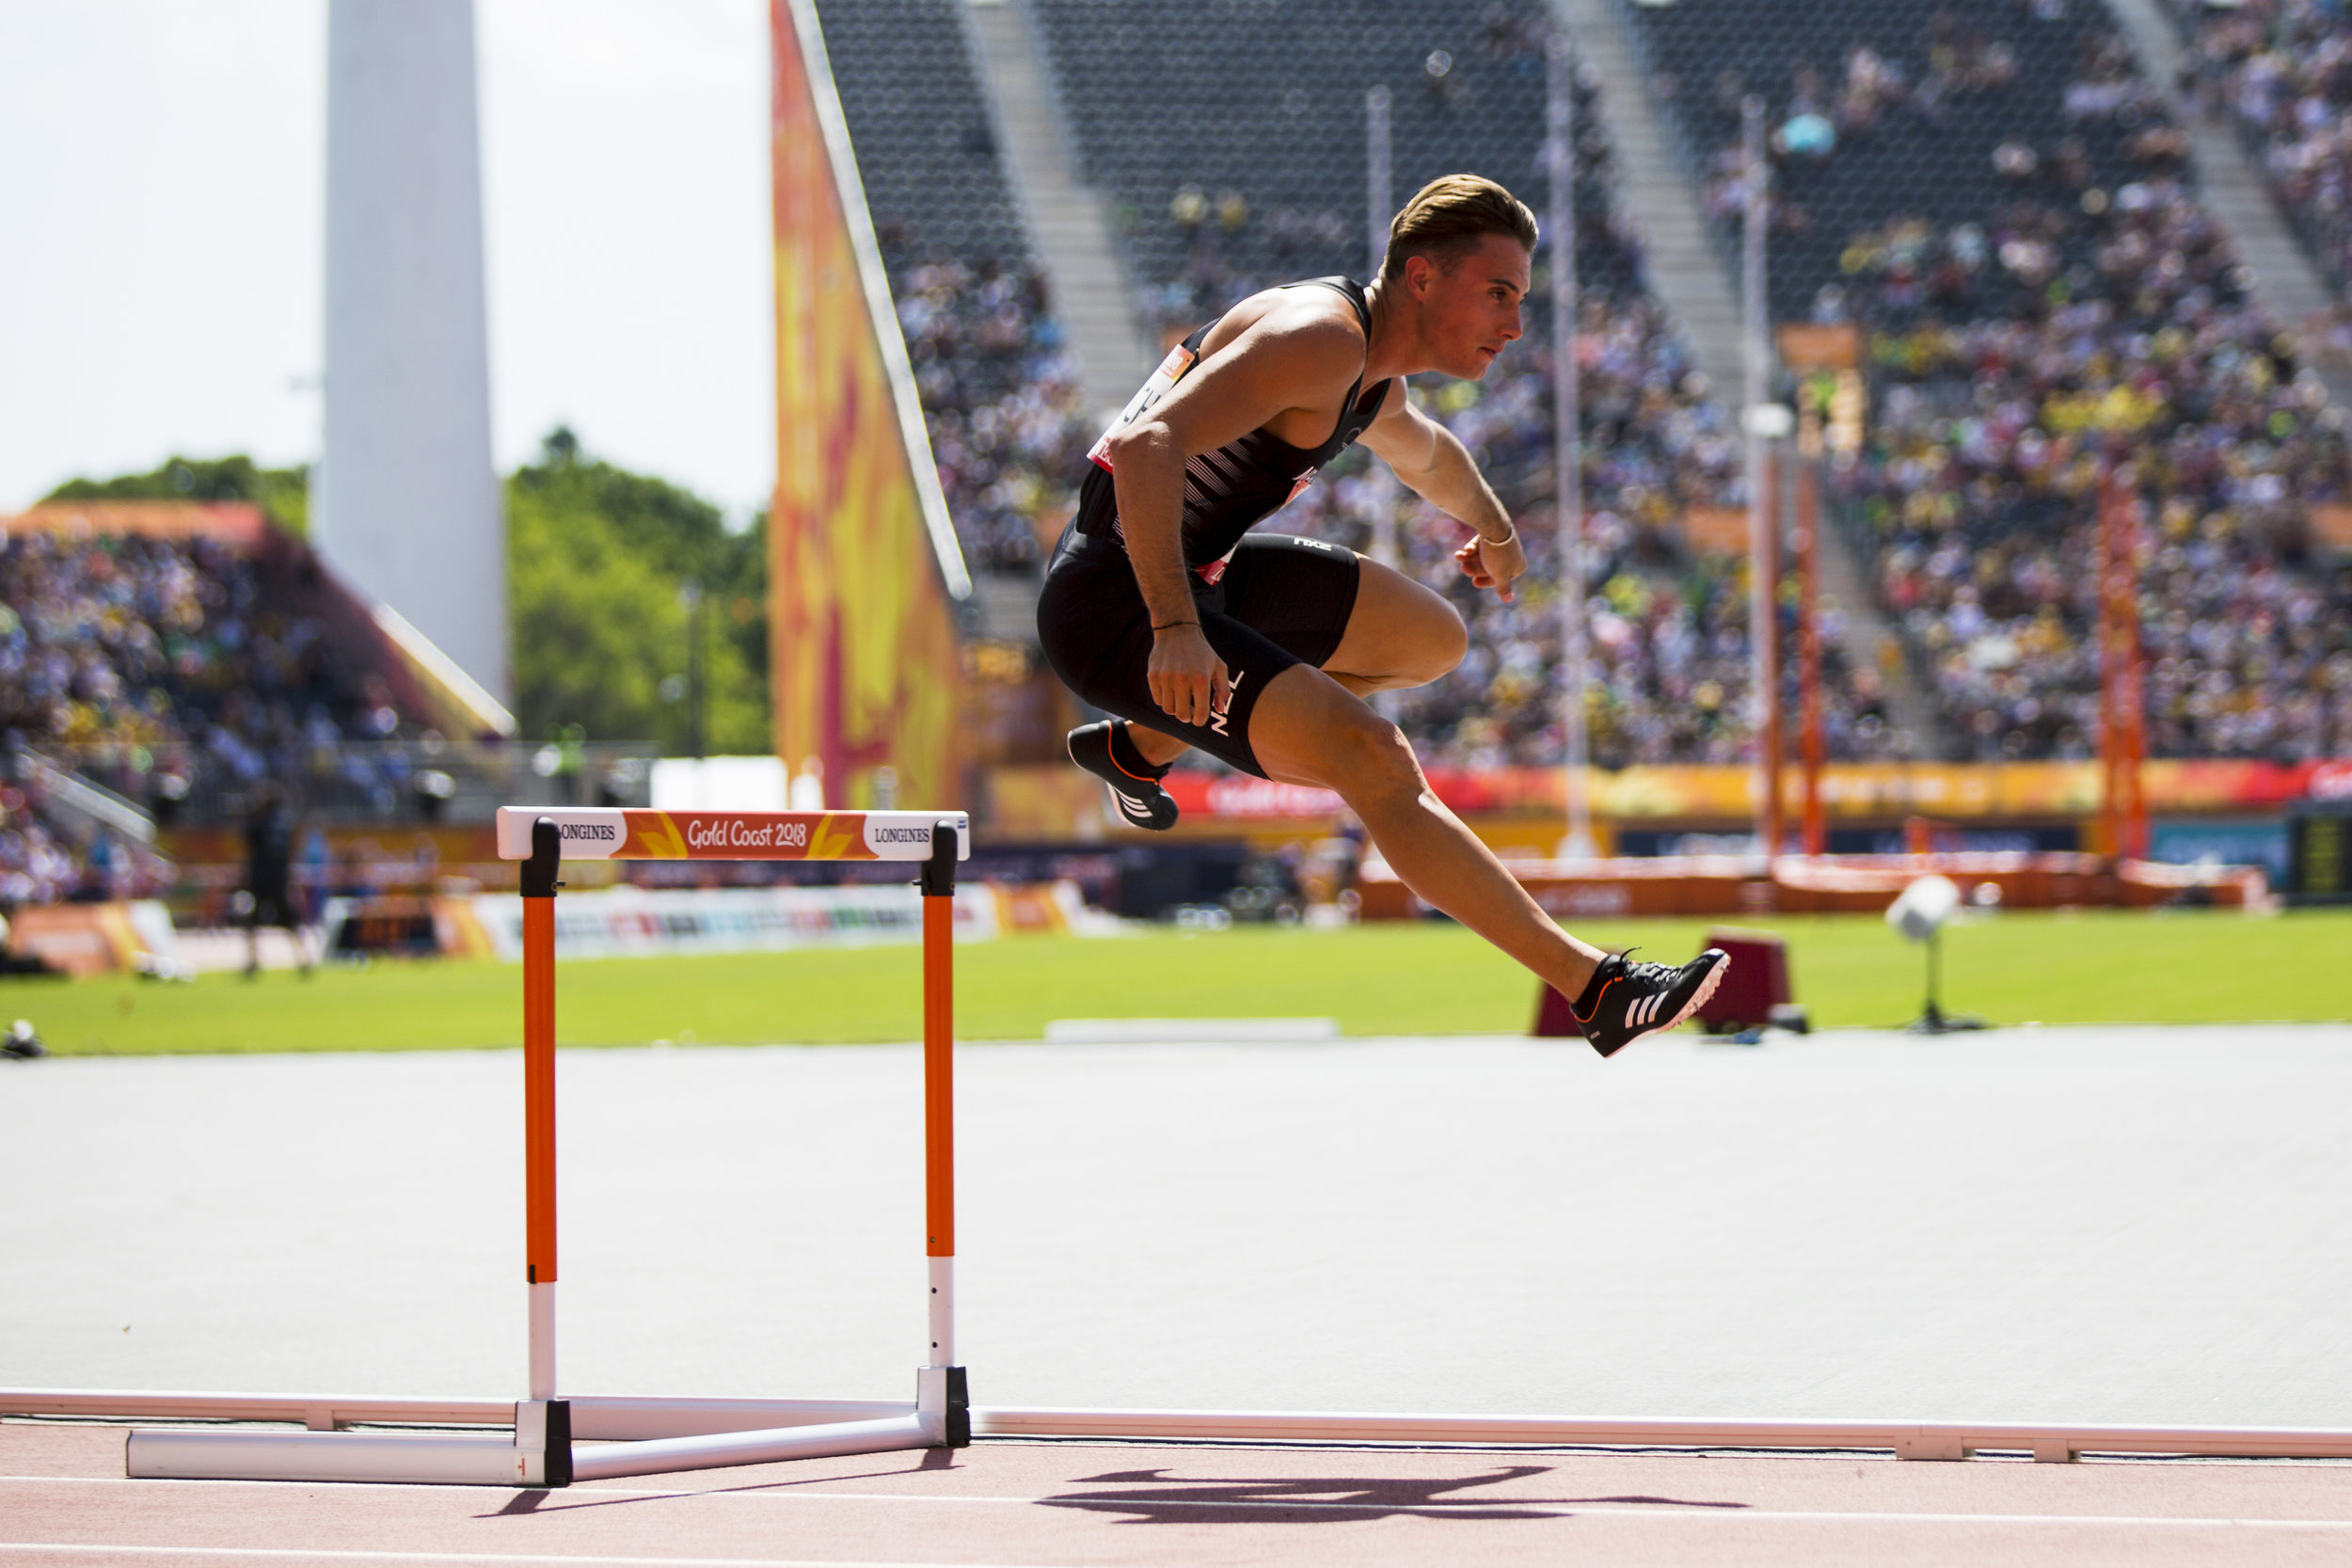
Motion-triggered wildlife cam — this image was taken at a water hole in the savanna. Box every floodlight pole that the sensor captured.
[2096,467,2148,861]
[1796,448,1826,855]
[1550,34,1594,860]
[1742,95,1777,868]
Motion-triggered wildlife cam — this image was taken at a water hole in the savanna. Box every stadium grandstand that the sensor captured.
[8,0,2350,920]
[0,501,634,921]
[2173,0,2352,326]
[822,0,1931,772]
[1628,0,2352,762]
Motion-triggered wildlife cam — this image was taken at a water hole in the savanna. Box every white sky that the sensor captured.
[0,0,775,520]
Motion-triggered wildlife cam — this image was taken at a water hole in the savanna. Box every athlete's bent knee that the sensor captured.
[1321,709,1423,804]
[1413,604,1470,685]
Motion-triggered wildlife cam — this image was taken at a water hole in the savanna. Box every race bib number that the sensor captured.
[1089,342,1200,470]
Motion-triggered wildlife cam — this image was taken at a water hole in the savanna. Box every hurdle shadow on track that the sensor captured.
[1040,1465,1753,1525]
[476,1447,961,1519]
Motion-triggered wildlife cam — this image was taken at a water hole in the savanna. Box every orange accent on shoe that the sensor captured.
[1103,726,1170,786]
[1567,974,1616,1025]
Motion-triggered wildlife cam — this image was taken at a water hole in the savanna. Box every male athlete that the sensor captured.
[1038,174,1726,1055]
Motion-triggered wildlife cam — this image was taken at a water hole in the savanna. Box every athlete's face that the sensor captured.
[1413,234,1530,380]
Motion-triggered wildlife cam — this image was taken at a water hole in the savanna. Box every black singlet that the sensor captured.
[1073,277,1393,583]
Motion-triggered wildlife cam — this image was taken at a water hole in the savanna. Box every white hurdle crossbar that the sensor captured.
[91,808,972,1486]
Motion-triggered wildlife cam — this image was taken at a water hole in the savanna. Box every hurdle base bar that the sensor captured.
[569,1411,931,1482]
[564,1367,965,1482]
[94,1379,968,1487]
[129,1401,571,1486]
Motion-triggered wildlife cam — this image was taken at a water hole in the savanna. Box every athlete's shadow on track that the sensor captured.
[1040,1465,1751,1525]
[482,1450,1749,1526]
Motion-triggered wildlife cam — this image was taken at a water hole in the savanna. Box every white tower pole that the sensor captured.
[1550,36,1593,861]
[318,0,507,707]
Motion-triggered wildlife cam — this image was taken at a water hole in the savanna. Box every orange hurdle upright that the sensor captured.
[918,828,969,1442]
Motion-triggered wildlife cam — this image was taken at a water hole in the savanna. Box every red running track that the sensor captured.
[5,1421,2350,1567]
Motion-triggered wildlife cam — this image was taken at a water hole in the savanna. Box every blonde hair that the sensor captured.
[1381,174,1538,283]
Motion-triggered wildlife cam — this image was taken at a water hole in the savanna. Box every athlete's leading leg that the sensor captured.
[1245,660,1610,997]
[1318,553,1467,695]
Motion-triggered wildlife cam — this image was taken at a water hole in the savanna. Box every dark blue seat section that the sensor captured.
[1027,0,1641,329]
[816,0,1030,275]
[1625,0,2151,321]
[815,1,1096,583]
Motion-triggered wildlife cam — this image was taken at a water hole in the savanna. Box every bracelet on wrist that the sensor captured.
[1481,525,1517,548]
[1152,619,1199,632]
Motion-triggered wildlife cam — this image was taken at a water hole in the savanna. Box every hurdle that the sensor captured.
[10,800,2352,1476]
[111,807,973,1486]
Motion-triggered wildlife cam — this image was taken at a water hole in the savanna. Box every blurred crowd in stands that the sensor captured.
[888,255,1096,576]
[0,806,152,905]
[0,526,437,902]
[2174,0,2352,356]
[1698,8,2042,232]
[1811,27,2352,760]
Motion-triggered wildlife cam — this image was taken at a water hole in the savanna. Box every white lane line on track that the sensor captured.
[5,1478,2352,1532]
[0,1550,1078,1568]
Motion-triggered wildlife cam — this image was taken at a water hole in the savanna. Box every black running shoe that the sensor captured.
[1571,948,1731,1058]
[1068,721,1179,832]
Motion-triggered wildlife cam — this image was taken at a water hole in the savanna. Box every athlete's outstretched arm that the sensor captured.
[1359,382,1529,601]
[1101,309,1366,727]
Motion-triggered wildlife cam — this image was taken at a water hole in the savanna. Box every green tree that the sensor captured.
[45,454,310,535]
[508,429,769,752]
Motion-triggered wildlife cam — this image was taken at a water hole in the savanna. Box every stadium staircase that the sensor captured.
[1553,0,1743,401]
[2102,0,2352,414]
[963,0,1157,425]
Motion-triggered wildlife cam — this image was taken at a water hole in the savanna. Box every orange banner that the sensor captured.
[771,0,963,812]
[987,758,2352,832]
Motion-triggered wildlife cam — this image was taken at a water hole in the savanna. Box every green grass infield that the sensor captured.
[8,907,2345,1056]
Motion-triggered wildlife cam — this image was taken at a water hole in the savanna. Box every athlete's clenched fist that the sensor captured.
[1148,622,1231,728]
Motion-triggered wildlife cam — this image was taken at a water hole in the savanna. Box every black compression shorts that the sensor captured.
[1037,525,1361,778]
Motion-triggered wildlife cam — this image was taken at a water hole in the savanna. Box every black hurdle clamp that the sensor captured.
[918,819,960,897]
[523,816,564,898]
[945,1367,971,1449]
